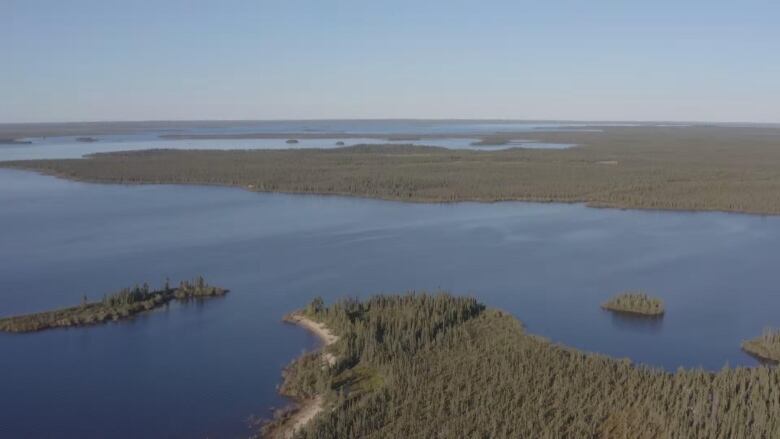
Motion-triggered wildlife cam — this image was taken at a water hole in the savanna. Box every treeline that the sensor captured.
[264,293,780,438]
[8,126,780,215]
[0,276,227,333]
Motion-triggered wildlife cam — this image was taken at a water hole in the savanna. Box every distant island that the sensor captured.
[76,137,99,143]
[602,292,665,316]
[286,139,299,144]
[742,328,780,363]
[0,277,227,333]
[0,138,32,145]
[259,293,779,438]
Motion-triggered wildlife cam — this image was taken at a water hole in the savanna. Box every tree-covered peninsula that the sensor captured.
[742,328,780,363]
[0,277,227,333]
[262,293,780,438]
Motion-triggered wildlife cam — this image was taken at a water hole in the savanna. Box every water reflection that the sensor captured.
[606,310,664,334]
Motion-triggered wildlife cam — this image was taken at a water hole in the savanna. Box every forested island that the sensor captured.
[0,277,227,333]
[601,292,665,316]
[7,125,780,215]
[742,328,780,363]
[261,293,780,438]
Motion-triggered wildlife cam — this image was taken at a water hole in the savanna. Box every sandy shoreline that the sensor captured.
[273,312,338,438]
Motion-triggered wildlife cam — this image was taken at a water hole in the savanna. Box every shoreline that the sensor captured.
[6,164,780,218]
[271,312,338,438]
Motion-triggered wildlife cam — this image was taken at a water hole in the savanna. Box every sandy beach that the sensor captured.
[274,312,339,438]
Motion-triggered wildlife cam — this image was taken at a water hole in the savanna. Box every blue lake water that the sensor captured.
[0,136,574,161]
[2,168,779,438]
[0,120,592,160]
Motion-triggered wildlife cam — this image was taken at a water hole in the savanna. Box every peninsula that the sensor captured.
[260,293,780,438]
[742,328,780,363]
[0,277,227,333]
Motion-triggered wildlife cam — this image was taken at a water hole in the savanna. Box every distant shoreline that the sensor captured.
[6,123,780,216]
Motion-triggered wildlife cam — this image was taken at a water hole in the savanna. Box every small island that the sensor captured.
[601,292,665,316]
[742,328,780,363]
[0,277,227,333]
[76,136,99,143]
[286,139,299,144]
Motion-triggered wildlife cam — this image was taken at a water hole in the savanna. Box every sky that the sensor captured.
[2,0,779,123]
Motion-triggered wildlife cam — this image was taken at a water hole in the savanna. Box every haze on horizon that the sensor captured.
[3,0,779,124]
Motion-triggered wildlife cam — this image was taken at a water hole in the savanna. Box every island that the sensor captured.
[76,136,99,143]
[286,139,299,144]
[742,328,780,363]
[258,293,779,439]
[601,292,665,316]
[0,277,227,333]
[0,138,32,145]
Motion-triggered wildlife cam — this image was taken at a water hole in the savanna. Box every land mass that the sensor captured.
[601,292,665,316]
[0,277,227,333]
[262,293,780,438]
[262,311,339,439]
[5,126,780,215]
[742,328,780,363]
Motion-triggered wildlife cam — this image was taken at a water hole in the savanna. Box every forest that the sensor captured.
[601,292,665,316]
[6,125,780,215]
[0,277,227,332]
[261,293,780,439]
[742,328,780,363]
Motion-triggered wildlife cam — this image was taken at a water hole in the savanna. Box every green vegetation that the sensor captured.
[0,277,227,333]
[262,293,780,438]
[742,328,780,363]
[602,291,665,316]
[8,126,780,214]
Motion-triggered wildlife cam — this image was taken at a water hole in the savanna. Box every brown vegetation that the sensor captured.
[0,277,227,333]
[602,292,665,316]
[5,126,780,214]
[742,328,780,363]
[263,293,780,438]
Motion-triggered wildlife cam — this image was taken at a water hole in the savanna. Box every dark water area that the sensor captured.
[2,169,779,438]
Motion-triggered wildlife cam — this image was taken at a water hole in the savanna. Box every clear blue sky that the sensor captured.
[3,0,779,123]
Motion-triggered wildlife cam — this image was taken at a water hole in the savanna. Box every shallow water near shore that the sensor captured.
[2,168,780,438]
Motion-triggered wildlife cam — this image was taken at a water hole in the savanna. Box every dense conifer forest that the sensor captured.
[743,328,780,363]
[0,277,227,332]
[263,293,780,439]
[601,292,665,316]
[6,125,780,214]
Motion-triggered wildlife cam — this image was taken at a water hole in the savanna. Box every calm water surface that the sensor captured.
[1,169,779,438]
[0,120,588,160]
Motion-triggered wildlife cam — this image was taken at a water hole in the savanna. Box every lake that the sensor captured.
[0,120,594,160]
[1,168,779,438]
